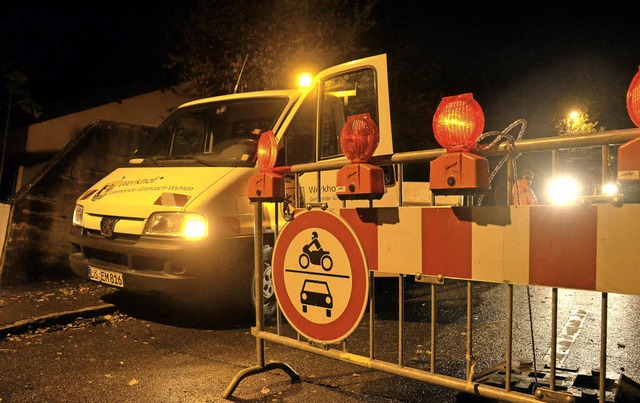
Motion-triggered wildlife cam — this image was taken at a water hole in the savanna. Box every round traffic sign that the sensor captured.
[272,209,368,343]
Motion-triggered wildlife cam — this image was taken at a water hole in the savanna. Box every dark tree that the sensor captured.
[168,0,443,173]
[170,0,379,97]
[0,62,42,191]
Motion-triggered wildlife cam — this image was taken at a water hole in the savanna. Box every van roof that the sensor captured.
[178,89,303,109]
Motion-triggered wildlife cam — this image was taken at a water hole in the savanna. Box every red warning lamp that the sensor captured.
[341,113,380,162]
[248,130,285,202]
[256,129,278,170]
[618,67,640,203]
[336,113,385,200]
[433,93,485,152]
[429,93,489,195]
[626,65,640,127]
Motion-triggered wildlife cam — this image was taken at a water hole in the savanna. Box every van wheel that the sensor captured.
[252,244,277,321]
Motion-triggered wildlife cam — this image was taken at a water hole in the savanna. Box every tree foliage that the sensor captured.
[169,0,378,97]
[0,62,42,121]
[1,62,42,188]
[554,109,602,137]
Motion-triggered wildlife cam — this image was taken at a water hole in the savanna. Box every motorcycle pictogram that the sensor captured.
[299,231,333,271]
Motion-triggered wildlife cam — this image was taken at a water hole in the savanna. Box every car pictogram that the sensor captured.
[300,279,333,318]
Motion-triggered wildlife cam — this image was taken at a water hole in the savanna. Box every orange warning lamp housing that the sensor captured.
[429,93,489,195]
[336,113,385,200]
[248,131,285,202]
[617,66,640,202]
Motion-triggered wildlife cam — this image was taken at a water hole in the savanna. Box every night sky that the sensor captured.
[375,3,640,137]
[2,3,640,138]
[1,3,190,125]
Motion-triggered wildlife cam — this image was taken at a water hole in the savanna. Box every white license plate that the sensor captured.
[87,266,124,288]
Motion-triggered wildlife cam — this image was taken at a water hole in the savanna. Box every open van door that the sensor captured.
[273,54,396,215]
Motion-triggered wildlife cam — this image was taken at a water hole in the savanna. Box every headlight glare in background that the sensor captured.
[602,182,619,196]
[547,176,580,205]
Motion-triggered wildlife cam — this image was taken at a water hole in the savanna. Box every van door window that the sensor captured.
[319,68,378,160]
[277,88,317,166]
[276,68,379,167]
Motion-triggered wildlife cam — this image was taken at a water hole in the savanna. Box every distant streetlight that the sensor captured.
[557,108,598,137]
[568,110,580,121]
[567,109,586,133]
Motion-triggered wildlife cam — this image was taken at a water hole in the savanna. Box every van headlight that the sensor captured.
[143,212,207,239]
[73,204,84,227]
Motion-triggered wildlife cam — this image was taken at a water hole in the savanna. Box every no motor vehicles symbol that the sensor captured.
[273,210,368,343]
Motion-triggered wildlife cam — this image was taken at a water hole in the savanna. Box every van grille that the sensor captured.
[131,256,165,271]
[86,229,140,243]
[82,248,167,272]
[84,247,128,266]
[80,230,170,272]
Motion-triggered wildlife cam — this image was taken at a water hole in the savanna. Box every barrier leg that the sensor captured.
[223,201,300,399]
[223,361,301,399]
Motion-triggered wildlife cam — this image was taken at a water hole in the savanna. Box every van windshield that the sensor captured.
[134,96,289,167]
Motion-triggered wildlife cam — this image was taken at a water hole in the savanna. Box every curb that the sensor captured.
[0,303,117,338]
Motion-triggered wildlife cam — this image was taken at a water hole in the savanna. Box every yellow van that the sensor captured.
[68,54,397,318]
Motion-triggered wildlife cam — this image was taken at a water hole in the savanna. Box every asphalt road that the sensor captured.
[2,279,639,402]
[0,288,460,402]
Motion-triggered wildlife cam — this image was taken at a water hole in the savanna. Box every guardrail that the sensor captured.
[225,128,640,402]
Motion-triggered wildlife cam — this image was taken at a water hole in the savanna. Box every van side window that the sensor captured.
[319,68,378,160]
[277,89,317,166]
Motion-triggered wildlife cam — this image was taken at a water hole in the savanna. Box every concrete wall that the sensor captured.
[26,87,191,153]
[1,122,153,284]
[21,87,192,186]
[0,87,193,284]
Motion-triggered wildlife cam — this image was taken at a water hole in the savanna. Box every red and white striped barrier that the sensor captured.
[339,204,640,296]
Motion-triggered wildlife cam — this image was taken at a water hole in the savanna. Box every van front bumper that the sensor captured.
[68,225,255,306]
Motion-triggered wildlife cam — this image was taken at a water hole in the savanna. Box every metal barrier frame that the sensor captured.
[225,128,640,402]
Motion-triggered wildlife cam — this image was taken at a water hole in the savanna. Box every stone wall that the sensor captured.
[0,121,152,284]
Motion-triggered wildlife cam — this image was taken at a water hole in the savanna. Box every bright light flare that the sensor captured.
[184,215,207,238]
[547,176,580,205]
[296,73,313,89]
[602,182,619,196]
[143,212,207,239]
